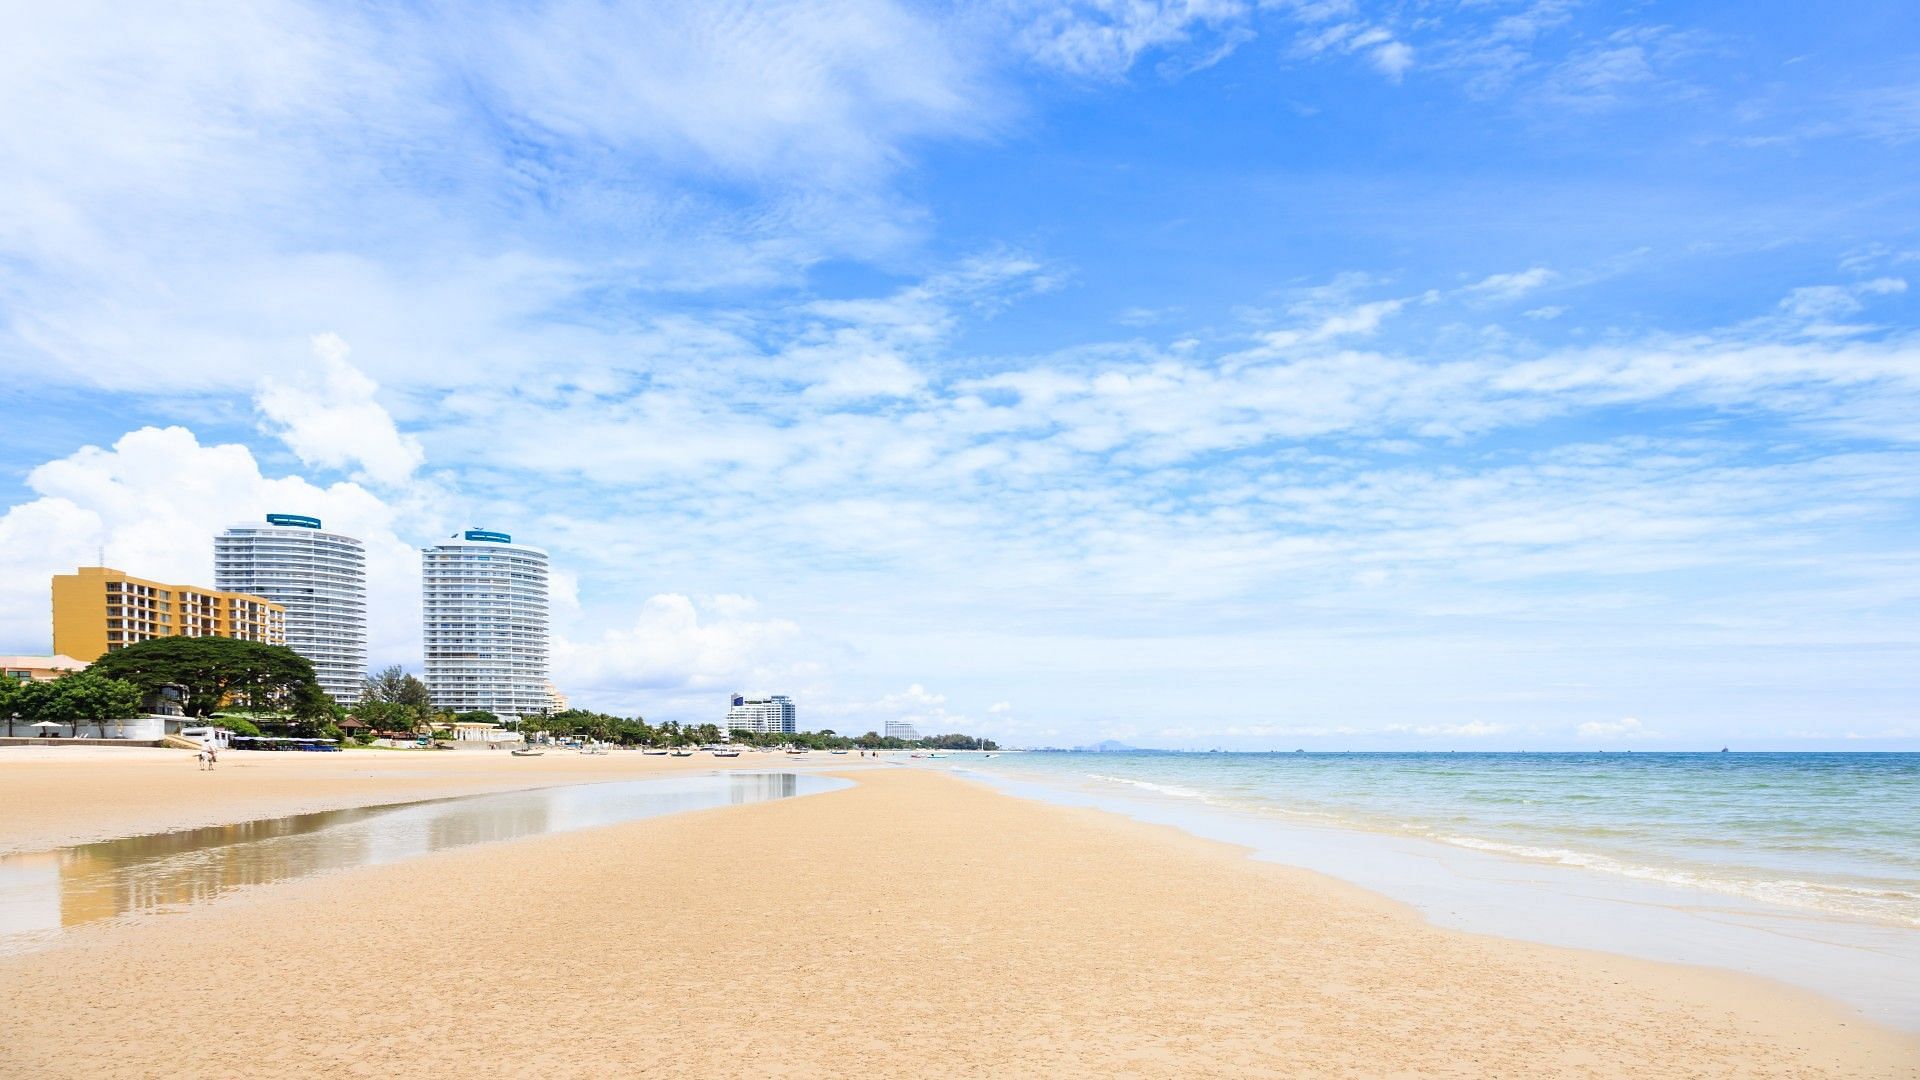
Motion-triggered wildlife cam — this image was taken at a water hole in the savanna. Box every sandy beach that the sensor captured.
[1,749,1914,1078]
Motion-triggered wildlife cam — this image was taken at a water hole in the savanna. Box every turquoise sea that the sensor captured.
[967,751,1920,928]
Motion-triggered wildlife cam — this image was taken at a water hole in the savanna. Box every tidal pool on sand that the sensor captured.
[0,771,845,954]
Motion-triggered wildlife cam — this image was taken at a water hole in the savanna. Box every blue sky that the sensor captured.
[2,1,1917,748]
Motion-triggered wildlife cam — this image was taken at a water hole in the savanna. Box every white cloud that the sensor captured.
[1534,25,1702,110]
[1577,716,1647,739]
[553,594,802,698]
[1370,41,1414,81]
[1778,278,1906,319]
[256,334,424,487]
[800,351,928,401]
[451,0,987,186]
[1421,721,1508,738]
[1464,266,1557,301]
[1012,1,1255,79]
[1259,298,1406,348]
[709,594,762,618]
[0,0,1000,397]
[815,682,972,734]
[1286,16,1412,82]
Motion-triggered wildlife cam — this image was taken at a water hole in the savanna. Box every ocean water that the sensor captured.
[968,751,1920,928]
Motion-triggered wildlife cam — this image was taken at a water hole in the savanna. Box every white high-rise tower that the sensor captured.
[214,514,369,703]
[421,529,550,719]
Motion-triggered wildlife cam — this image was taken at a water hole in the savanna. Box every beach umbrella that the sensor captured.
[29,721,63,730]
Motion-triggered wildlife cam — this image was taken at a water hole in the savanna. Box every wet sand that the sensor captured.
[0,745,825,855]
[1,753,1914,1077]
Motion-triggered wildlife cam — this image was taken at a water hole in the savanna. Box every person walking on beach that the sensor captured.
[202,741,218,770]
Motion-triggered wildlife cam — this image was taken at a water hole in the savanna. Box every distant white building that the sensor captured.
[214,514,368,704]
[724,693,796,736]
[884,720,920,741]
[421,530,550,720]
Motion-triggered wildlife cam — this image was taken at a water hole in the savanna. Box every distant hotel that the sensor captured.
[725,694,796,735]
[421,530,550,720]
[215,514,368,704]
[884,720,920,741]
[51,566,284,660]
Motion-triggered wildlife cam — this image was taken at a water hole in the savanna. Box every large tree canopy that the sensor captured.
[88,637,329,719]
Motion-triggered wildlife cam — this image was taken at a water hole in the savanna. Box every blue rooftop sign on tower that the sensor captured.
[266,513,322,529]
[463,529,512,544]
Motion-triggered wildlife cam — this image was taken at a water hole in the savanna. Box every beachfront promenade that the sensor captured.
[1,748,1913,1078]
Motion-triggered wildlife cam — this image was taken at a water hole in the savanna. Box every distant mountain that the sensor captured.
[1072,739,1142,753]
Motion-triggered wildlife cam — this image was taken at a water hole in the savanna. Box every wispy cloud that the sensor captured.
[1009,0,1255,80]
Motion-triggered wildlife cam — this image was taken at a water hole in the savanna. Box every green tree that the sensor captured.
[361,665,431,708]
[352,699,428,736]
[1,671,142,737]
[0,678,33,737]
[89,637,330,720]
[47,670,143,736]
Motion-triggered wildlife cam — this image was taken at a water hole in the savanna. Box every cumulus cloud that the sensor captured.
[800,351,928,401]
[553,594,802,699]
[1369,40,1414,81]
[256,334,424,487]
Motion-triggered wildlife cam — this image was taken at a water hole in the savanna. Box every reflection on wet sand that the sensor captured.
[731,771,798,803]
[0,772,842,954]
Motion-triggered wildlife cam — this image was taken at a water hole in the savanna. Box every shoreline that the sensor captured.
[952,760,1920,1034]
[2,752,1915,1076]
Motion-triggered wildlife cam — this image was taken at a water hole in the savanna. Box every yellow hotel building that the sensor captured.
[51,567,287,662]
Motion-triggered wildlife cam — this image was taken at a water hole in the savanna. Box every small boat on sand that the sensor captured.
[511,748,544,757]
[669,749,694,757]
[710,748,741,757]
